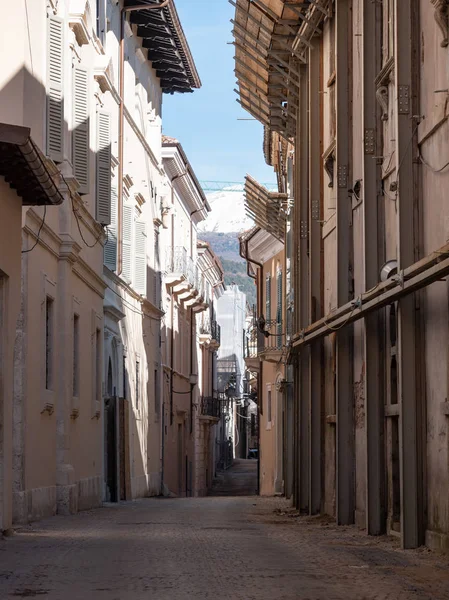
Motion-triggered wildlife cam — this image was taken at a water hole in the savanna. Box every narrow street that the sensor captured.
[210,459,258,496]
[1,494,449,600]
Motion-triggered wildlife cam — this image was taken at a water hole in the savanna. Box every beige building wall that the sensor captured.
[160,138,212,497]
[244,229,285,497]
[0,181,22,531]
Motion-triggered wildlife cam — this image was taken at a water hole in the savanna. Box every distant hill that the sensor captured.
[198,189,256,306]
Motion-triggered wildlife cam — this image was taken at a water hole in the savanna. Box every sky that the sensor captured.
[162,0,276,187]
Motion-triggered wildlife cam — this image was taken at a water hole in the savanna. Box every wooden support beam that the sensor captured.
[363,0,385,537]
[394,0,420,550]
[335,0,354,527]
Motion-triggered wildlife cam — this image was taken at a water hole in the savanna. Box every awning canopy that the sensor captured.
[126,0,201,94]
[244,174,287,242]
[0,123,63,206]
[232,0,330,139]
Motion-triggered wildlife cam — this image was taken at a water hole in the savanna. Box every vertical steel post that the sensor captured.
[308,45,322,515]
[362,0,385,536]
[297,65,310,512]
[335,0,354,526]
[394,0,420,549]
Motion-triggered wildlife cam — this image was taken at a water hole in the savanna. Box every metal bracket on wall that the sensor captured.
[337,165,348,188]
[311,198,320,221]
[300,220,308,239]
[398,85,410,114]
[364,129,375,155]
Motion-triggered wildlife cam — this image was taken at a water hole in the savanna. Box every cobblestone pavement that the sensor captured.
[1,497,449,599]
[210,459,258,496]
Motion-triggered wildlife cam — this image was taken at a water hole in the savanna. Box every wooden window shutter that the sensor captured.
[265,275,271,321]
[103,182,117,271]
[134,220,147,296]
[96,111,112,224]
[72,66,90,194]
[46,16,64,162]
[276,270,283,346]
[122,204,133,283]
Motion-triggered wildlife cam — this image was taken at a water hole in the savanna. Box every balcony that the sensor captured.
[199,317,220,348]
[211,320,221,346]
[165,247,210,311]
[200,396,221,421]
[245,318,284,368]
[165,246,190,293]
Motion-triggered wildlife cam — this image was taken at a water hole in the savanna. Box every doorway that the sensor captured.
[104,357,118,502]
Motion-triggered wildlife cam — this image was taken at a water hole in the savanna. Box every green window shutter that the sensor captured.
[277,270,283,347]
[103,182,117,271]
[277,270,283,321]
[46,16,64,162]
[134,220,147,296]
[72,66,90,194]
[96,111,111,224]
[265,275,271,321]
[122,204,133,283]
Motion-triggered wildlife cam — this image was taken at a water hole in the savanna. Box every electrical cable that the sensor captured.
[22,205,47,254]
[58,171,105,249]
[418,147,449,173]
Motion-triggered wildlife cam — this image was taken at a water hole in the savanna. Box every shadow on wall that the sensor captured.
[0,65,161,518]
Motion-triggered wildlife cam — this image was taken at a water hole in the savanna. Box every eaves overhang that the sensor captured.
[232,0,330,140]
[244,174,287,242]
[126,0,201,94]
[0,123,63,206]
[162,136,210,220]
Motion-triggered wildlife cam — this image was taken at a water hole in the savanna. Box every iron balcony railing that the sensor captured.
[211,320,221,344]
[165,246,188,277]
[201,396,221,419]
[199,316,211,335]
[245,318,284,358]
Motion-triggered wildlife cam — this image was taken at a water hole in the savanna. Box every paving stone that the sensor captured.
[0,496,449,599]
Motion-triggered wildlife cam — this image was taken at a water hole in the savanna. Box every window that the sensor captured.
[73,314,79,397]
[276,269,283,349]
[134,219,147,295]
[95,328,101,403]
[154,368,159,416]
[72,66,89,194]
[96,0,106,45]
[46,16,64,162]
[123,355,127,400]
[265,275,271,321]
[45,297,54,390]
[97,111,112,227]
[135,360,140,409]
[122,203,133,283]
[267,389,272,425]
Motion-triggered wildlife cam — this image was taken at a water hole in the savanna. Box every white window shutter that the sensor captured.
[134,220,147,296]
[46,16,64,162]
[104,182,117,271]
[122,204,133,283]
[96,111,112,225]
[72,66,90,194]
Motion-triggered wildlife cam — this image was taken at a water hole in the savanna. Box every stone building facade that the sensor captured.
[0,0,223,530]
[233,0,449,551]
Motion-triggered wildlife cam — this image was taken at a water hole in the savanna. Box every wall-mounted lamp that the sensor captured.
[380,259,398,282]
[189,373,198,386]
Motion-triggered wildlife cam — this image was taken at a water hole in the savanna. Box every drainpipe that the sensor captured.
[117,0,171,274]
[190,309,194,435]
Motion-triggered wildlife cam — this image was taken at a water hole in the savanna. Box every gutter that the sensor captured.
[117,0,170,275]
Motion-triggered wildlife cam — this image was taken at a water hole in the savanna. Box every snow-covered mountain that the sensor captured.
[199,188,254,234]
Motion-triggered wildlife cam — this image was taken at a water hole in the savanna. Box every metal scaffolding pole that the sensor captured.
[308,44,322,516]
[335,0,354,527]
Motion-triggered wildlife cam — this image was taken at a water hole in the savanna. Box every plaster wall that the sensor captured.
[0,180,22,531]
